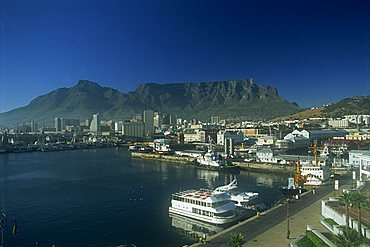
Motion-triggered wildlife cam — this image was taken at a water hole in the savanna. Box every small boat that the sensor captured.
[213,179,259,208]
[128,144,153,153]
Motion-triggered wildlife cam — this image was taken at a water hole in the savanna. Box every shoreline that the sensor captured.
[130,151,295,174]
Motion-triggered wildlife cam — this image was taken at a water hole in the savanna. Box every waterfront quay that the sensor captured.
[131,151,295,174]
[190,175,351,247]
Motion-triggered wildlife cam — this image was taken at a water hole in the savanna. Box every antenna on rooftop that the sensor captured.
[314,140,318,166]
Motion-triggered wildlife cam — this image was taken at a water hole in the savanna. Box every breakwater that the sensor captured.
[130,152,295,174]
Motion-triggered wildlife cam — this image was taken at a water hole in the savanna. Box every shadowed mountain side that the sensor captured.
[0,79,301,126]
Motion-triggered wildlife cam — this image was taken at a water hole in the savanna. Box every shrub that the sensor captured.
[323,218,338,227]
[306,231,329,247]
[296,236,314,247]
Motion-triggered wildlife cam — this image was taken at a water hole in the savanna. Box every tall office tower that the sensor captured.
[90,113,100,132]
[30,121,39,133]
[55,117,62,132]
[162,113,170,125]
[143,110,154,137]
[154,112,162,128]
[169,114,177,126]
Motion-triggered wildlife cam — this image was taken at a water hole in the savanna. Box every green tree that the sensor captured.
[333,227,362,247]
[229,232,246,247]
[349,192,369,237]
[339,192,353,228]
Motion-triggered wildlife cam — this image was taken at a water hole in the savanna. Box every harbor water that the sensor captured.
[0,148,289,246]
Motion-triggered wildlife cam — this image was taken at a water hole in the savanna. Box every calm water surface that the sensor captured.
[0,148,289,246]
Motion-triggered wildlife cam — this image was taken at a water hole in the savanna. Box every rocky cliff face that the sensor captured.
[0,79,301,126]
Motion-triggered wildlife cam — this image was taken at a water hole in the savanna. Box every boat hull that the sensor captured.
[193,161,240,173]
[168,207,236,225]
[279,187,307,197]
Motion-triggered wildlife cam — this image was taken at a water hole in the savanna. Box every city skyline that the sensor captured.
[0,0,369,113]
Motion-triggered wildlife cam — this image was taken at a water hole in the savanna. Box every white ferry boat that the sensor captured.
[214,179,259,208]
[169,189,237,225]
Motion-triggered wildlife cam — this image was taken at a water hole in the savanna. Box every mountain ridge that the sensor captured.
[0,79,301,127]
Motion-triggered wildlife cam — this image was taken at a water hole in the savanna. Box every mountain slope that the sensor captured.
[275,95,370,121]
[0,79,301,127]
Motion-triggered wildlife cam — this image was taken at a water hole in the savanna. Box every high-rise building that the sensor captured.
[154,112,162,128]
[55,117,62,132]
[170,114,177,126]
[115,121,123,133]
[90,113,100,132]
[143,110,154,137]
[162,113,170,125]
[224,138,235,157]
[30,121,38,133]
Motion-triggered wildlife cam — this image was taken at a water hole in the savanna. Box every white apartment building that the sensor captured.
[349,150,369,167]
[345,115,370,125]
[216,130,244,145]
[183,129,206,143]
[358,151,370,180]
[256,136,276,146]
[289,129,347,142]
[328,119,349,128]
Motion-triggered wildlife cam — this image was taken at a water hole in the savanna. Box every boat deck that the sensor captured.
[173,189,213,201]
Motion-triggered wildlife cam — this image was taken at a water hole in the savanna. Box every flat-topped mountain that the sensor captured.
[0,79,301,126]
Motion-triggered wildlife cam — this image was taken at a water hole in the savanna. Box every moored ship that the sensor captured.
[169,189,237,225]
[195,151,239,172]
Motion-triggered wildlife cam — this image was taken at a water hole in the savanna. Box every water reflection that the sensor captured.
[256,175,274,188]
[195,169,219,189]
[169,213,224,240]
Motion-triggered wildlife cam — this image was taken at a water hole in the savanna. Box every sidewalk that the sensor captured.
[243,183,350,246]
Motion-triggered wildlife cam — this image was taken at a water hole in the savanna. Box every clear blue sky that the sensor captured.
[0,0,369,113]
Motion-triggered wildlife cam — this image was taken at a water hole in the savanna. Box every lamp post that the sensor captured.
[286,198,290,239]
[352,170,356,189]
[0,211,5,247]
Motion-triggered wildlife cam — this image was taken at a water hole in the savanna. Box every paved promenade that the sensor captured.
[192,175,351,247]
[243,189,330,246]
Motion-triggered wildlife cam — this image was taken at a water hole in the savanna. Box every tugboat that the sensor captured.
[195,150,240,172]
[279,160,307,197]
